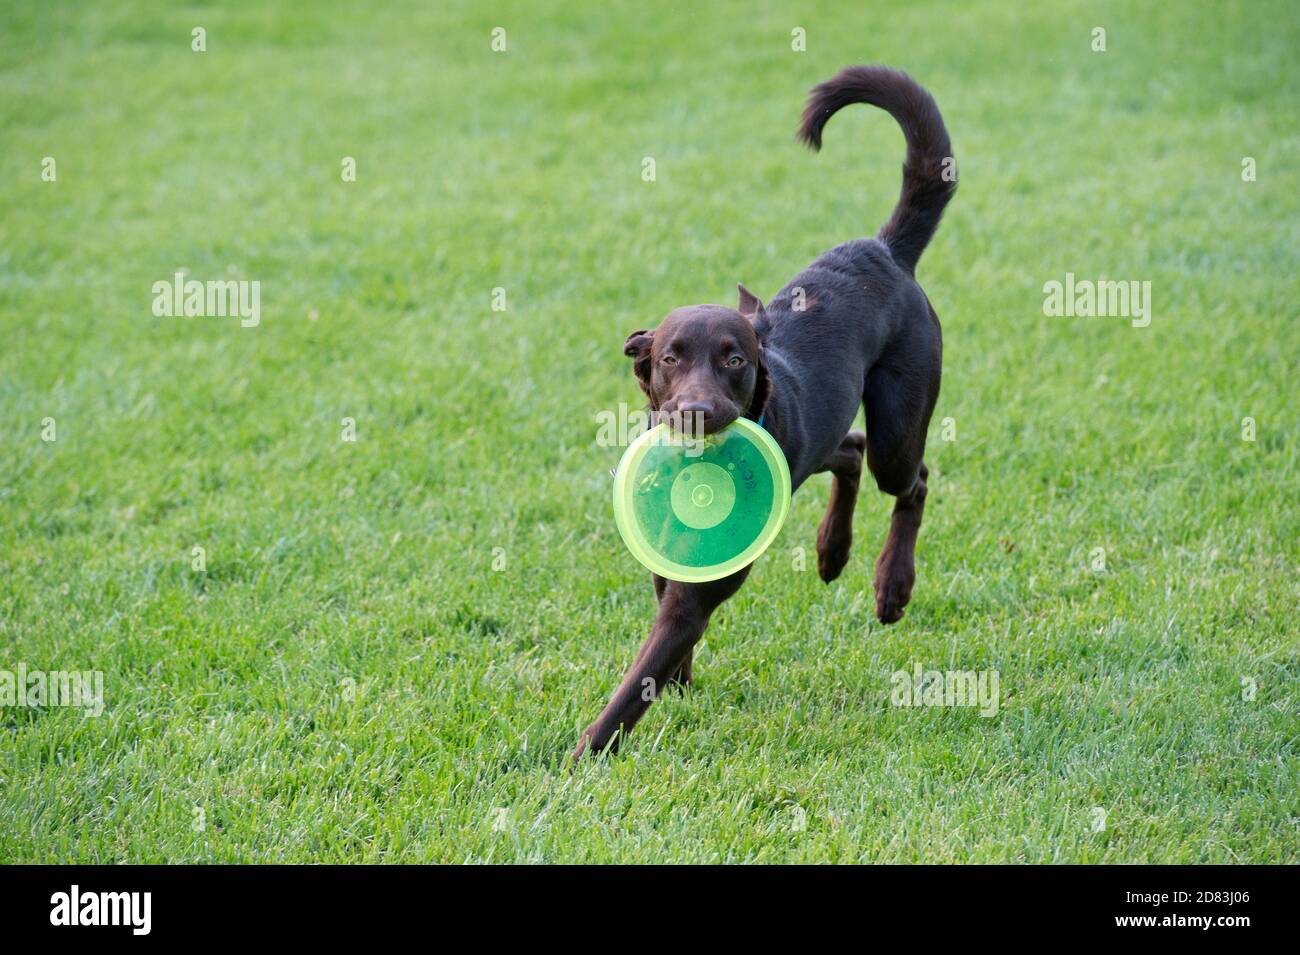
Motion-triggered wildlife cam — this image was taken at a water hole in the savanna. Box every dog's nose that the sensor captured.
[675,401,715,434]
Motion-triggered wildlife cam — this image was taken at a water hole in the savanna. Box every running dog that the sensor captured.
[575,66,956,760]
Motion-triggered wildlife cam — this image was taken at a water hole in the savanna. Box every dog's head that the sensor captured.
[623,284,771,435]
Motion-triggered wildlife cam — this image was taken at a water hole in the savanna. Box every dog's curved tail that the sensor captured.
[798,66,955,274]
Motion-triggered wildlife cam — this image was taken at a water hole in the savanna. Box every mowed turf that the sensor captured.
[0,0,1296,863]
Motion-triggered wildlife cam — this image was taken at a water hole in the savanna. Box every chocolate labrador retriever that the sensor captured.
[574,66,955,760]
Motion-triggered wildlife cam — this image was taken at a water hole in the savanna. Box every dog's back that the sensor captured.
[757,67,954,485]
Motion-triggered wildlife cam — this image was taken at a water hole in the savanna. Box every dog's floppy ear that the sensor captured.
[623,328,656,397]
[748,344,772,421]
[737,283,766,321]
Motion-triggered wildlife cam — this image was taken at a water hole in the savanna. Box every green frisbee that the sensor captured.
[612,417,792,583]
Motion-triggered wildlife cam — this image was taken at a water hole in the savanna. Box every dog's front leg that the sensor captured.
[649,574,691,688]
[669,648,693,689]
[573,568,750,761]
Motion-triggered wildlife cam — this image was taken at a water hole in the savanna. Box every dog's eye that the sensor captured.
[726,356,745,368]
[661,354,678,366]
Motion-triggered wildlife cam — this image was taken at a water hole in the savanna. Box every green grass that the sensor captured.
[1,0,1297,863]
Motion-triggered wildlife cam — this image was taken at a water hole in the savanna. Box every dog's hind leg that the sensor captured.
[815,430,866,582]
[863,333,940,623]
[871,460,928,623]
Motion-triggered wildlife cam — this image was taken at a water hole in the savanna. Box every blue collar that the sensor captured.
[756,413,766,429]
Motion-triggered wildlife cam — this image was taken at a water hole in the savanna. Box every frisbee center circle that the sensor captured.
[671,462,735,530]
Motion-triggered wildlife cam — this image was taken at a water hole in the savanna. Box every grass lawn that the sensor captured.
[1,0,1296,863]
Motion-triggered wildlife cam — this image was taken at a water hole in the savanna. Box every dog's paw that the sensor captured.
[816,521,853,583]
[817,544,851,583]
[874,591,908,624]
[873,556,915,624]
[811,535,852,587]
[570,724,620,765]
[572,732,595,769]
